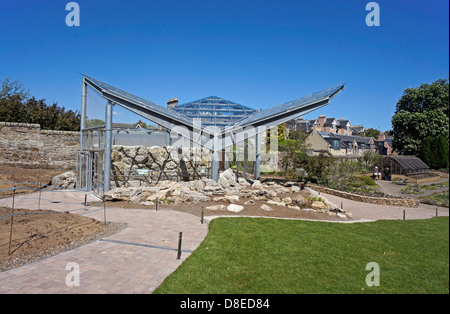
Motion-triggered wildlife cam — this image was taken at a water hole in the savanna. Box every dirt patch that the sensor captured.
[0,207,126,272]
[0,165,65,199]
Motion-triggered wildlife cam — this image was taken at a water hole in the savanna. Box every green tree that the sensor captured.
[0,76,29,100]
[87,119,105,127]
[365,128,380,139]
[358,150,382,171]
[305,152,336,185]
[279,130,309,178]
[419,136,433,168]
[0,78,80,131]
[392,78,449,156]
[431,135,449,169]
[328,159,362,190]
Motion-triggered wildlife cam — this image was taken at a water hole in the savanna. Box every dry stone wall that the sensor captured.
[111,145,212,187]
[0,122,79,170]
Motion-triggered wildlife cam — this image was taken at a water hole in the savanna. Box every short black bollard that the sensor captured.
[8,186,16,255]
[84,194,87,207]
[403,210,406,221]
[201,206,204,224]
[341,202,343,210]
[436,207,438,217]
[156,197,159,211]
[103,201,107,225]
[177,232,183,260]
[38,182,42,211]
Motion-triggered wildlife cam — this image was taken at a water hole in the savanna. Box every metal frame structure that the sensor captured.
[172,96,256,128]
[77,74,345,194]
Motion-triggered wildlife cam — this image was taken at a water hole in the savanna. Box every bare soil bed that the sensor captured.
[0,207,126,272]
[0,165,64,199]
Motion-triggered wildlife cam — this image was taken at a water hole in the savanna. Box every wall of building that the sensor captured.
[304,131,329,154]
[0,122,80,170]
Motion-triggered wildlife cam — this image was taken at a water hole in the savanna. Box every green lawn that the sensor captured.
[154,217,449,294]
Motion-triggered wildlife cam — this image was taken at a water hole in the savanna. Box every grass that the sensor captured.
[154,217,449,294]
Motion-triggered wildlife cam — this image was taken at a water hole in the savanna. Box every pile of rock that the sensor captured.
[103,168,352,219]
[51,171,76,189]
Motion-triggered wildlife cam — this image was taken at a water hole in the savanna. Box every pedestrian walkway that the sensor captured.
[0,191,208,293]
[320,192,449,221]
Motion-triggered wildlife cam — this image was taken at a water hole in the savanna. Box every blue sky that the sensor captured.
[1,0,448,131]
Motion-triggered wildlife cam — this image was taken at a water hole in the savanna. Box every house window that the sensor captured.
[333,139,340,150]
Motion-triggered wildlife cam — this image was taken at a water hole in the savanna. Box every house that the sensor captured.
[351,125,365,137]
[292,115,353,136]
[375,133,394,155]
[336,119,352,135]
[305,131,377,157]
[290,115,394,156]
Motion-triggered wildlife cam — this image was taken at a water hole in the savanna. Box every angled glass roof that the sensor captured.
[171,96,256,128]
[82,74,193,127]
[228,84,345,129]
[81,75,344,150]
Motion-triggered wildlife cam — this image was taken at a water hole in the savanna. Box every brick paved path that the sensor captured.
[0,191,208,294]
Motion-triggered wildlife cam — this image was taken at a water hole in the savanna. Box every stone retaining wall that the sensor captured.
[111,145,212,187]
[308,184,420,208]
[0,122,79,170]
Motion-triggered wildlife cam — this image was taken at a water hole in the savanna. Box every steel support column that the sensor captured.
[254,132,261,181]
[77,78,88,189]
[211,134,220,181]
[104,101,113,192]
[80,77,87,148]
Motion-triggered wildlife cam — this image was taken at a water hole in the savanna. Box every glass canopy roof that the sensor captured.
[171,96,257,128]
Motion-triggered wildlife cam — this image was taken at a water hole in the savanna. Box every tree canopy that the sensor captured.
[365,128,381,139]
[0,77,80,131]
[391,78,449,157]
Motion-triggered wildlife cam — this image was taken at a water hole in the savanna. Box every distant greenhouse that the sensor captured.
[171,96,256,128]
[378,155,440,183]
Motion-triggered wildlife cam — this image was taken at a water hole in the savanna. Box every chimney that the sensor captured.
[318,114,326,127]
[167,98,178,109]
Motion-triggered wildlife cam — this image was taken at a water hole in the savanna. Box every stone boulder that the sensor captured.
[218,169,237,188]
[311,201,328,211]
[206,205,226,211]
[237,177,251,186]
[51,171,76,189]
[179,190,210,203]
[227,204,244,213]
[260,204,273,211]
[292,195,306,206]
[251,180,264,189]
[104,187,135,201]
